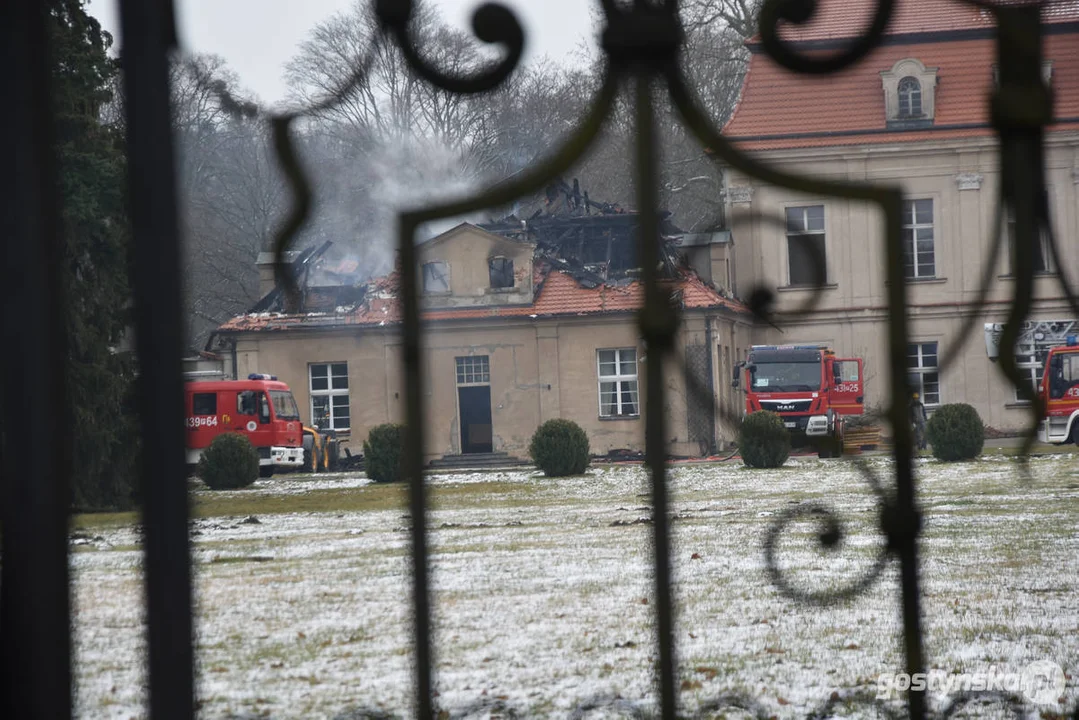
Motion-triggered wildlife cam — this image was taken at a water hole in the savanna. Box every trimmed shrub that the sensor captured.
[739,411,791,468]
[197,433,259,490]
[529,419,590,477]
[926,403,984,461]
[363,423,404,483]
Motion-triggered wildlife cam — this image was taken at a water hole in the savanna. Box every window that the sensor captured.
[902,199,935,279]
[907,343,940,406]
[1048,353,1079,400]
[192,393,216,416]
[785,205,826,286]
[488,257,514,289]
[310,362,350,430]
[269,390,300,420]
[1014,346,1045,402]
[422,262,449,293]
[897,76,922,117]
[598,348,639,417]
[455,355,490,385]
[1004,199,1054,275]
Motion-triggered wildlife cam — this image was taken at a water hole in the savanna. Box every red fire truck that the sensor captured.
[1038,335,1079,444]
[185,374,304,476]
[733,344,864,458]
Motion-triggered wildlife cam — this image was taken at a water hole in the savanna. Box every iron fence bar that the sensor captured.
[0,2,72,718]
[882,191,927,720]
[635,74,678,720]
[117,0,195,717]
[398,214,434,720]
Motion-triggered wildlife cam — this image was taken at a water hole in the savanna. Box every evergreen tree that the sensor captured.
[50,0,138,510]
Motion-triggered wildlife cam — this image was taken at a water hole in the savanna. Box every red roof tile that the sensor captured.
[760,0,1078,43]
[218,267,749,333]
[724,29,1079,150]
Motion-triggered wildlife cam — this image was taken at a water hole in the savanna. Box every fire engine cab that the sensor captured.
[185,374,304,475]
[733,344,864,458]
[1038,335,1079,444]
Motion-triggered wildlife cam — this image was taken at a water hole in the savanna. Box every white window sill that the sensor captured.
[885,277,947,285]
[598,414,640,421]
[777,283,838,292]
[997,273,1057,280]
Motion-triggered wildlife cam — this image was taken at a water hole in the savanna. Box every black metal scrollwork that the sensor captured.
[234,0,1076,719]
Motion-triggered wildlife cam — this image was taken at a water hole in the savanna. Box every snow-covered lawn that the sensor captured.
[71,455,1079,719]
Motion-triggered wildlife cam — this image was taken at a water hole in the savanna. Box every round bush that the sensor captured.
[529,419,590,477]
[739,411,791,468]
[925,403,984,461]
[363,423,404,483]
[197,433,259,490]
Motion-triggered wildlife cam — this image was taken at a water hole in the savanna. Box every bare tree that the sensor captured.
[171,54,286,348]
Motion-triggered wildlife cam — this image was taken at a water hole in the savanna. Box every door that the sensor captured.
[831,358,864,414]
[458,386,493,454]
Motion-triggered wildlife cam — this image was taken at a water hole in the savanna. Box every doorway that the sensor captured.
[458,386,493,454]
[455,355,493,454]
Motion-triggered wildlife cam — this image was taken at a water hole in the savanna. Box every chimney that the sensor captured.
[256,250,300,299]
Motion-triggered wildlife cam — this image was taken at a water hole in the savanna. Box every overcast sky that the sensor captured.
[87,0,597,105]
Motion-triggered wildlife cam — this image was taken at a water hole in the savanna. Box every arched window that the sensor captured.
[898,76,922,117]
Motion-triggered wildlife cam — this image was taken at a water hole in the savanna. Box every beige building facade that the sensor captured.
[219,221,752,462]
[721,0,1079,433]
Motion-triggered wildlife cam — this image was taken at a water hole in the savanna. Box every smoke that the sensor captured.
[299,133,496,284]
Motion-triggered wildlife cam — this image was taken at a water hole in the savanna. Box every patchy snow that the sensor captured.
[71,456,1079,718]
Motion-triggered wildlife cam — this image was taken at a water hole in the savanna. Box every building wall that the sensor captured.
[417,225,535,309]
[724,133,1079,431]
[231,310,752,462]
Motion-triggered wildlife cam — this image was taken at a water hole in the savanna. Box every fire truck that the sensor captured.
[1037,335,1079,444]
[733,344,864,458]
[185,374,305,477]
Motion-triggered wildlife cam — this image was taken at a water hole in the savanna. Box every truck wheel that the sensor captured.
[259,466,275,478]
[1071,423,1079,446]
[302,434,320,474]
[325,439,340,472]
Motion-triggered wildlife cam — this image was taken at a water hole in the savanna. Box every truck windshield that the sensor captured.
[269,390,300,420]
[750,362,821,392]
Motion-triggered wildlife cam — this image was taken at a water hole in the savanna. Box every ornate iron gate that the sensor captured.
[1,0,1076,718]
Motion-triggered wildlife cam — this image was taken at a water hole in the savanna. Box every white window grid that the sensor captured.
[598,348,640,417]
[902,199,935,279]
[785,205,826,286]
[1004,206,1055,275]
[907,342,940,407]
[310,362,350,430]
[898,76,922,117]
[1013,344,1044,402]
[455,356,490,385]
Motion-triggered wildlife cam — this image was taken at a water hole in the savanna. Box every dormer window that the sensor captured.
[488,257,514,289]
[422,261,449,293]
[881,59,938,126]
[898,77,922,117]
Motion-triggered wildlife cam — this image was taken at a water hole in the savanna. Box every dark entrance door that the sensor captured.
[458,385,493,454]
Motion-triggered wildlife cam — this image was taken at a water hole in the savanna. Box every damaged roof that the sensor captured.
[220,183,747,334]
[217,262,748,334]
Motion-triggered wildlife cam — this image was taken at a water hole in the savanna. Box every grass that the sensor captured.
[68,458,1079,719]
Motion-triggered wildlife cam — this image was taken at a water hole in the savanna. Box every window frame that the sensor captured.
[897,76,922,117]
[902,198,936,279]
[597,348,640,418]
[455,355,490,386]
[422,261,450,294]
[1004,200,1055,276]
[309,362,350,431]
[784,204,827,287]
[907,342,940,407]
[488,256,514,290]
